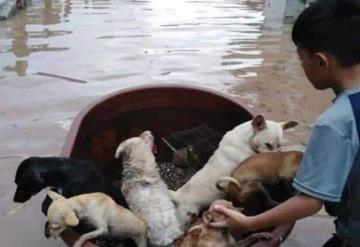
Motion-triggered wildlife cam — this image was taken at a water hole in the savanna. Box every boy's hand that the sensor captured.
[209,195,323,234]
[208,204,252,233]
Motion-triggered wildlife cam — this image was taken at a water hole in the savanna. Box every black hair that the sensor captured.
[292,0,360,67]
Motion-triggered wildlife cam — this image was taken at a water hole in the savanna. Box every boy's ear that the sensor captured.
[314,52,330,69]
[64,211,79,226]
[47,190,65,201]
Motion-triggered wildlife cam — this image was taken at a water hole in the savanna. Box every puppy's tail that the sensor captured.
[2,202,28,216]
[216,177,241,193]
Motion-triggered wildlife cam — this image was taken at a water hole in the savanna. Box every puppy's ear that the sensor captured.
[281,121,298,130]
[140,130,154,145]
[44,222,50,239]
[64,211,79,226]
[47,190,65,201]
[115,143,125,159]
[215,179,229,193]
[251,115,266,131]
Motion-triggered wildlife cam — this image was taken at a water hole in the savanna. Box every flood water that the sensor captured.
[0,0,333,156]
[0,0,334,246]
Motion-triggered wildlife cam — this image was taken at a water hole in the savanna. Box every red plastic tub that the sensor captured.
[60,84,294,247]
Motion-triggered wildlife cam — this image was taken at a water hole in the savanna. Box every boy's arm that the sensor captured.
[209,194,323,232]
[210,121,354,232]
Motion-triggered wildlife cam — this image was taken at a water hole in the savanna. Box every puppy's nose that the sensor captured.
[13,192,28,203]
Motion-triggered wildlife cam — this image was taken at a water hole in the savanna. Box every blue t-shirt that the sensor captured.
[293,85,360,244]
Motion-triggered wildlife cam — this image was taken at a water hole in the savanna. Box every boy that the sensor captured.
[209,0,360,246]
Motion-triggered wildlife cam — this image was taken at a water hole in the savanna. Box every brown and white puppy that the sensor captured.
[173,219,202,247]
[208,200,272,247]
[46,191,147,247]
[216,151,303,205]
[170,115,298,226]
[177,200,271,247]
[175,200,237,247]
[115,131,184,246]
[197,200,239,247]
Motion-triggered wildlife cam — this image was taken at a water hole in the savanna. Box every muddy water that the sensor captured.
[0,0,333,246]
[0,0,333,155]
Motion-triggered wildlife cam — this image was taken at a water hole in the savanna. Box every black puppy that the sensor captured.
[14,156,126,208]
[14,157,128,239]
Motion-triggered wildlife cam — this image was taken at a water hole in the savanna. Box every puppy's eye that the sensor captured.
[265,143,273,150]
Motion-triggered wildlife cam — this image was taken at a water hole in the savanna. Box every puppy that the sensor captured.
[13,157,127,240]
[216,151,303,205]
[208,200,272,247]
[173,219,202,247]
[170,115,298,226]
[13,157,127,213]
[177,200,271,247]
[115,131,183,246]
[197,201,239,247]
[46,191,146,247]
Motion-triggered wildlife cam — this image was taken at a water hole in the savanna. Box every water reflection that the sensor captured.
[0,0,70,76]
[3,60,28,76]
[0,0,272,84]
[0,0,333,160]
[0,0,331,132]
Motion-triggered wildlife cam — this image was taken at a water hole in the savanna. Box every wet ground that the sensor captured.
[0,0,334,246]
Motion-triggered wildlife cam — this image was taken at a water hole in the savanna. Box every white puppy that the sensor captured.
[115,131,184,246]
[170,115,297,226]
[46,191,147,247]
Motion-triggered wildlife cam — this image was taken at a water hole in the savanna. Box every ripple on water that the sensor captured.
[0,0,266,88]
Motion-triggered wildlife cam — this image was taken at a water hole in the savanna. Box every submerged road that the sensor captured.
[0,0,333,246]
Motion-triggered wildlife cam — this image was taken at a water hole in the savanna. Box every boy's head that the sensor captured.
[292,0,360,90]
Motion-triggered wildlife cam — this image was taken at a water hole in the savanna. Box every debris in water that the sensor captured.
[35,72,87,83]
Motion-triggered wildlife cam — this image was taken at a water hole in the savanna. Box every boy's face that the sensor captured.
[297,47,331,90]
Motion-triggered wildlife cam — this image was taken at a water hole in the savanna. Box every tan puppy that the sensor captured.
[170,115,298,226]
[216,151,303,205]
[177,200,271,247]
[173,219,202,247]
[46,191,147,247]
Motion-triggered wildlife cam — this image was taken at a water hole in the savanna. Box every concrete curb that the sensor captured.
[0,0,16,20]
